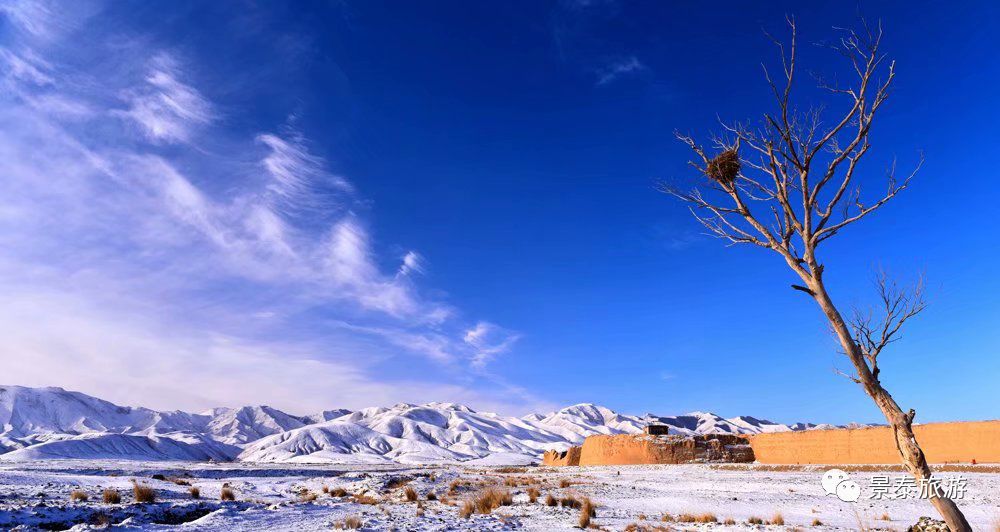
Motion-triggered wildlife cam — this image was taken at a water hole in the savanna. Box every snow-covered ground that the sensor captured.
[1,460,996,531]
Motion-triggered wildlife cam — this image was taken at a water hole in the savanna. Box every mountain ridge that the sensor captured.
[0,385,867,464]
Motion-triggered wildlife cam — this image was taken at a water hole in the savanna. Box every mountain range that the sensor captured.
[0,385,857,464]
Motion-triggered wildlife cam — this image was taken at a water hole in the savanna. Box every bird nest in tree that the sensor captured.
[705,149,740,186]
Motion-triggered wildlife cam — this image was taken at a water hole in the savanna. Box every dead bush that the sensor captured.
[404,486,418,502]
[220,487,236,501]
[132,483,156,504]
[102,489,120,504]
[189,486,200,499]
[70,490,88,502]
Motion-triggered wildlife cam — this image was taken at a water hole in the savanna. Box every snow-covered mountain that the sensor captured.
[0,385,853,464]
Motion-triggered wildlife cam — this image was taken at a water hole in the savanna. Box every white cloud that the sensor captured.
[465,321,521,368]
[596,55,645,86]
[117,54,214,143]
[0,4,533,413]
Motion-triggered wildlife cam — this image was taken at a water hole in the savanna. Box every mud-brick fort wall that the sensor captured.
[749,420,1000,464]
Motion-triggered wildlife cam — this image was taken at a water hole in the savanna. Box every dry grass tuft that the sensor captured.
[770,512,785,525]
[471,487,513,514]
[404,486,419,502]
[299,490,318,502]
[70,490,88,502]
[579,497,596,528]
[545,493,557,507]
[879,512,891,521]
[448,479,462,496]
[812,518,824,526]
[677,513,716,523]
[132,483,156,504]
[321,485,329,494]
[189,486,200,499]
[426,491,437,501]
[334,515,363,529]
[527,486,540,503]
[352,493,378,505]
[459,499,474,519]
[660,514,675,522]
[102,489,120,504]
[330,487,349,497]
[747,516,764,525]
[495,466,527,474]
[724,517,736,525]
[386,477,412,490]
[220,487,236,501]
[559,479,573,488]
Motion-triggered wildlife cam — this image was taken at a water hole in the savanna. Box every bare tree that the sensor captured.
[664,17,971,531]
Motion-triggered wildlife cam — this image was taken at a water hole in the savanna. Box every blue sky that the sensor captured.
[1,0,997,424]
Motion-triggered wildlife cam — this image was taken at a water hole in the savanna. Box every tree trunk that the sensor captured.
[808,279,972,532]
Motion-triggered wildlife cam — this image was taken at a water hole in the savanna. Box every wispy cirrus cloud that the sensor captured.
[0,1,533,414]
[596,55,645,86]
[117,54,215,144]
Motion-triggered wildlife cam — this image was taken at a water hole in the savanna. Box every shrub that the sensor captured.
[330,487,348,497]
[495,467,526,474]
[448,479,462,495]
[352,493,378,505]
[102,489,120,504]
[321,485,329,494]
[426,491,437,501]
[771,512,785,525]
[879,513,891,521]
[133,483,156,503]
[748,516,764,525]
[661,514,675,522]
[300,491,318,502]
[545,493,557,507]
[404,486,418,502]
[459,499,474,519]
[812,518,823,526]
[220,487,236,501]
[527,486,540,503]
[559,479,572,488]
[189,486,200,499]
[724,517,736,525]
[70,490,88,502]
